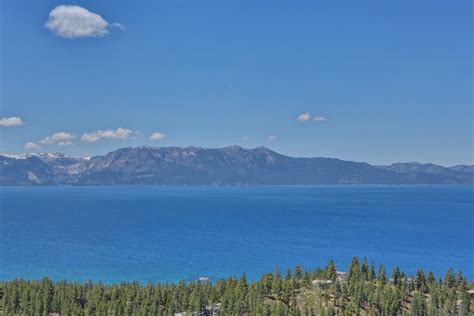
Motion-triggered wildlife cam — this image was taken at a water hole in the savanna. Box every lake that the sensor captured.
[0,185,472,283]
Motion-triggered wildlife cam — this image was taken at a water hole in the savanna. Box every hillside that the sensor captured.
[1,258,472,315]
[1,146,472,185]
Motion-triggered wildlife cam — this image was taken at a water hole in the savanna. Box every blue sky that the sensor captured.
[0,0,472,165]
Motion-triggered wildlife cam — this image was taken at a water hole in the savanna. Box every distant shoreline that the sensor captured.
[1,183,474,188]
[2,146,473,185]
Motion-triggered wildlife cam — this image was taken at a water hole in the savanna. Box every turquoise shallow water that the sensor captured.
[0,185,472,283]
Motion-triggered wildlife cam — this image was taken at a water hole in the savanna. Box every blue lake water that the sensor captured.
[0,186,472,283]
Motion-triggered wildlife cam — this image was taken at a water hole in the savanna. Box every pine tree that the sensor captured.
[294,266,303,281]
[444,269,455,288]
[325,260,337,282]
[348,257,360,284]
[272,268,283,297]
[392,266,401,286]
[427,271,436,287]
[368,262,376,281]
[378,265,387,285]
[360,257,369,281]
[415,270,426,292]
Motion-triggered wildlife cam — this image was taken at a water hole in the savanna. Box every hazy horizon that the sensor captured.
[1,144,473,168]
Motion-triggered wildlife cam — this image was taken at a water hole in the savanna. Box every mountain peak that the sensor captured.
[1,146,472,185]
[222,145,244,150]
[253,146,274,153]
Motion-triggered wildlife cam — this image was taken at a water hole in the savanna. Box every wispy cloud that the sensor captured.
[297,112,328,123]
[44,5,124,39]
[24,142,41,151]
[110,23,125,31]
[313,116,328,122]
[39,132,75,145]
[241,137,249,141]
[267,135,276,141]
[150,132,166,140]
[0,117,23,127]
[297,112,311,122]
[81,128,133,142]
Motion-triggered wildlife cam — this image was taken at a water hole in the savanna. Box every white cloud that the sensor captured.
[81,128,133,142]
[0,117,23,127]
[150,132,166,140]
[44,5,124,39]
[297,112,311,122]
[241,137,249,141]
[267,135,276,141]
[40,132,75,145]
[110,22,125,31]
[313,116,328,122]
[25,142,41,151]
[297,112,328,122]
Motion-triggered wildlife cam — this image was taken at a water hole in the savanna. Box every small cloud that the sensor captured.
[40,132,75,145]
[267,135,276,141]
[150,132,166,141]
[313,116,328,122]
[297,112,311,122]
[25,142,41,151]
[0,117,23,127]
[58,141,73,146]
[81,127,133,142]
[241,137,249,141]
[110,22,125,31]
[297,112,328,123]
[44,5,124,39]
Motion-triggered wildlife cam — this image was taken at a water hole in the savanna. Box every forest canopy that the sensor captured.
[1,258,473,315]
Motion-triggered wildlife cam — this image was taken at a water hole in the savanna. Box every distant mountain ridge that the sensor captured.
[1,146,472,185]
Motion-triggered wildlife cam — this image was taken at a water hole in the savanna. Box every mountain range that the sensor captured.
[1,146,472,185]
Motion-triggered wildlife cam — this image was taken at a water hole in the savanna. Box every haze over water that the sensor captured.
[1,185,472,283]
